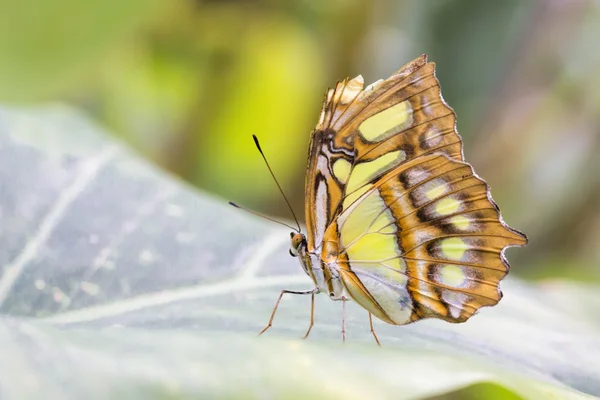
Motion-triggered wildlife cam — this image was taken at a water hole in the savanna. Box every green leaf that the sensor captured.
[0,106,598,399]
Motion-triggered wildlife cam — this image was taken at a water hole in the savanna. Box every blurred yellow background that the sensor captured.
[2,0,600,284]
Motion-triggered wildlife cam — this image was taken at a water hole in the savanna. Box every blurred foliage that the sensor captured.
[2,0,600,289]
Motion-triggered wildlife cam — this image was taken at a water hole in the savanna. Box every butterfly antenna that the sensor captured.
[229,202,299,232]
[252,134,302,233]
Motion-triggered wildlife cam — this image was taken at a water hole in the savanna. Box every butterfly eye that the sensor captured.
[289,232,306,257]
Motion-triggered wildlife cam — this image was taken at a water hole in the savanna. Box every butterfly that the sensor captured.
[251,54,527,345]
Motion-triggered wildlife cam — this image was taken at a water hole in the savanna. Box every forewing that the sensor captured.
[304,54,463,252]
[304,75,364,251]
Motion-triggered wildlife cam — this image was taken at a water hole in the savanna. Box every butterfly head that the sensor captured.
[289,232,307,257]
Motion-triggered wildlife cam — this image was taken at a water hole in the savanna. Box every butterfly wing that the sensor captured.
[305,54,463,252]
[304,73,364,252]
[305,54,526,325]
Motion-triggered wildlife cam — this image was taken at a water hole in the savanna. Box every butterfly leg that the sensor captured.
[341,296,347,343]
[368,312,382,347]
[331,295,349,343]
[259,288,318,336]
[302,291,316,339]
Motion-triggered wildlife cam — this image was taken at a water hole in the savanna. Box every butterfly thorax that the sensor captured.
[290,232,345,299]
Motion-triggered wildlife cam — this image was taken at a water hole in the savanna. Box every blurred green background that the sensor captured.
[2,0,599,285]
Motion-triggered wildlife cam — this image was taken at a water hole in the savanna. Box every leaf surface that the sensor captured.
[0,106,598,399]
